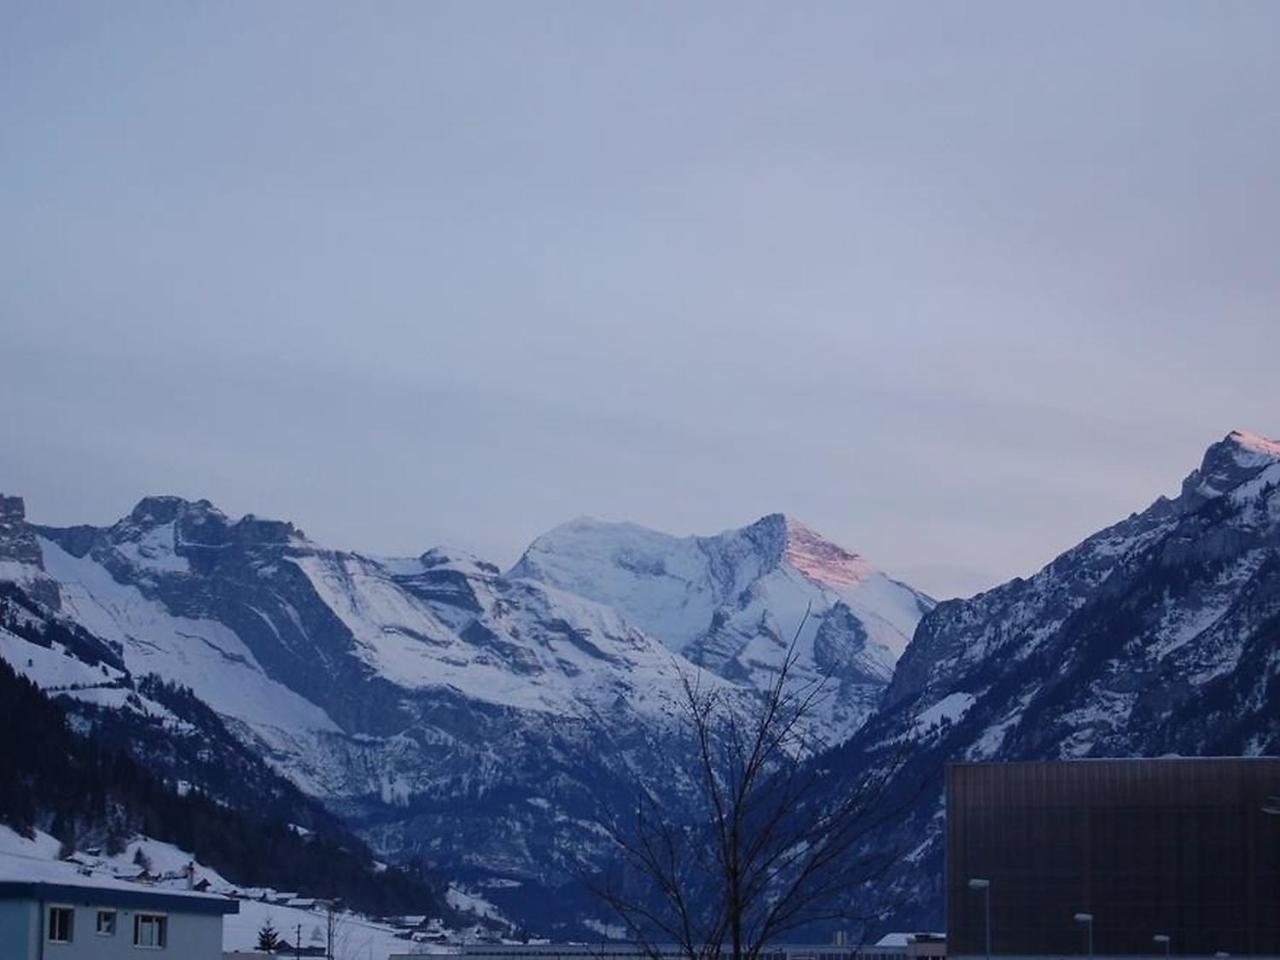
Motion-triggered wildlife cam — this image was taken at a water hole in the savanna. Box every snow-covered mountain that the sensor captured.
[12,495,918,929]
[0,495,728,893]
[512,513,933,740]
[824,429,1280,935]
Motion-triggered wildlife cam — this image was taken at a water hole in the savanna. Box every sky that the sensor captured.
[2,1,1278,598]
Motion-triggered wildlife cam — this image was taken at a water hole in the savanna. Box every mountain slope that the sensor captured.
[0,582,443,917]
[825,429,1280,935]
[511,513,933,741]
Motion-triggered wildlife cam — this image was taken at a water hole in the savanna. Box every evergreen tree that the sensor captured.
[257,918,282,951]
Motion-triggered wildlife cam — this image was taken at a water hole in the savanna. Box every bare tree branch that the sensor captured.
[589,608,921,960]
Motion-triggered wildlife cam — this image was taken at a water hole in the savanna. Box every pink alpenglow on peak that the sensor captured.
[1182,429,1280,502]
[781,516,875,588]
[1227,429,1280,464]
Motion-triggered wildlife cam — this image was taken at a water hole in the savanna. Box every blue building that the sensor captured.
[0,870,238,960]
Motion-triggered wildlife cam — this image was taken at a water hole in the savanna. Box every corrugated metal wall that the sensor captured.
[945,759,1280,956]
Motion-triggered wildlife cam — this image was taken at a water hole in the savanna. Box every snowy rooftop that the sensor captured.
[0,841,237,914]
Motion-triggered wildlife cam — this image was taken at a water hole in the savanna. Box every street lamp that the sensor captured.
[1074,913,1094,960]
[1153,934,1171,958]
[968,878,991,960]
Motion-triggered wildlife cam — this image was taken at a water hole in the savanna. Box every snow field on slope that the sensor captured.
[0,625,125,689]
[291,551,723,718]
[513,518,733,653]
[515,516,926,673]
[912,691,975,735]
[38,538,341,737]
[112,521,191,575]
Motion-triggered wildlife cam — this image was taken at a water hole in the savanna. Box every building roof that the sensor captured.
[949,755,1280,768]
[0,859,239,915]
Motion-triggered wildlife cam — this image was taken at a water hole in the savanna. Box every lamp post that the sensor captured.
[1153,934,1170,958]
[968,878,991,960]
[1074,912,1094,960]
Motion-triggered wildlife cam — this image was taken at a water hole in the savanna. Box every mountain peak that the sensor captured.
[109,497,305,552]
[523,513,879,591]
[127,495,225,527]
[0,494,34,556]
[1225,429,1280,463]
[0,494,27,524]
[774,514,874,588]
[736,513,874,586]
[1182,430,1280,503]
[0,493,61,608]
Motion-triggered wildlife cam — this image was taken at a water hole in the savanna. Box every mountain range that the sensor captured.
[1,429,1276,936]
[0,492,927,930]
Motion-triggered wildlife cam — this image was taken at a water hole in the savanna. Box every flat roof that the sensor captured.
[949,756,1280,767]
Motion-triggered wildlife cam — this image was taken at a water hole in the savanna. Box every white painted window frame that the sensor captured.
[133,911,169,950]
[47,904,75,944]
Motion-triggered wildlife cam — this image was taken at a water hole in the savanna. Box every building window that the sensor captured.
[48,905,74,943]
[97,909,118,935]
[134,913,167,949]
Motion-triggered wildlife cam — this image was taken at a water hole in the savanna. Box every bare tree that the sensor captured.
[323,900,350,960]
[590,615,912,960]
[319,901,364,960]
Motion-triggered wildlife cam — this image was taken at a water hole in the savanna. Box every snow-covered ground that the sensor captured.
[224,898,413,959]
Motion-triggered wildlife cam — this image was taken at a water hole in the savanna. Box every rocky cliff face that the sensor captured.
[0,496,40,565]
[0,495,60,608]
[825,430,1280,935]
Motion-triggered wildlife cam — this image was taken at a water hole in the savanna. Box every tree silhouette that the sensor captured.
[591,613,914,960]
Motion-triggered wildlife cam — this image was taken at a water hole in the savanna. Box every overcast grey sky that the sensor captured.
[2,1,1277,597]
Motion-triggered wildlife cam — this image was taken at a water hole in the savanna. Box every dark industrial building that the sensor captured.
[946,758,1280,957]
